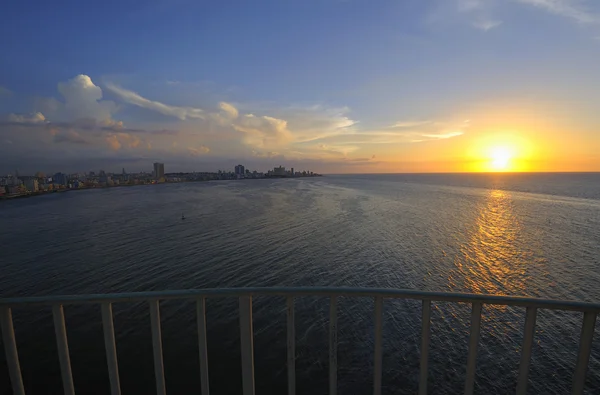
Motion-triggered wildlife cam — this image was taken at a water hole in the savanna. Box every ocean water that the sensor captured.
[1,173,600,394]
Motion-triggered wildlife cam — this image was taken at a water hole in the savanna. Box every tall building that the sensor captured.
[53,173,68,186]
[235,164,245,176]
[153,162,165,180]
[291,167,294,177]
[24,179,39,192]
[274,166,286,176]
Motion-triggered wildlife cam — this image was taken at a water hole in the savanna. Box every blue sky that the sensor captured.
[1,0,599,174]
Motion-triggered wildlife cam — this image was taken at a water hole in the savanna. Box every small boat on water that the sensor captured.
[181,213,185,220]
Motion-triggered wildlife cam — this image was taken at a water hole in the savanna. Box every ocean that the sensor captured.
[1,173,599,394]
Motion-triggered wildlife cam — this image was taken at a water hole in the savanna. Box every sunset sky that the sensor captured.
[1,0,599,174]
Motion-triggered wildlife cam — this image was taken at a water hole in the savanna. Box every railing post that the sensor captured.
[516,307,537,395]
[239,296,255,395]
[197,298,210,395]
[329,296,338,395]
[149,300,166,395]
[373,297,383,395]
[572,312,597,395]
[419,300,431,395]
[0,307,26,395]
[464,302,482,395]
[101,303,121,395]
[287,296,296,395]
[52,304,75,395]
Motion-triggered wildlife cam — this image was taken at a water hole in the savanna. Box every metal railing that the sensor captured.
[1,287,599,395]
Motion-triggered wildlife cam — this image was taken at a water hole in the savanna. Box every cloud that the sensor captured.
[421,130,465,139]
[517,0,600,24]
[280,106,356,143]
[0,86,11,96]
[391,120,432,128]
[7,112,46,123]
[105,83,205,120]
[472,18,502,30]
[219,102,239,119]
[188,145,210,156]
[233,114,293,149]
[457,0,502,31]
[56,75,117,122]
[309,119,468,146]
[105,133,142,151]
[53,130,88,144]
[427,0,502,31]
[252,150,282,159]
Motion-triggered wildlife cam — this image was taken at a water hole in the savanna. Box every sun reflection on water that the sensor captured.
[456,189,529,305]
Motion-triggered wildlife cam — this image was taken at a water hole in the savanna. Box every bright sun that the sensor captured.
[490,147,512,171]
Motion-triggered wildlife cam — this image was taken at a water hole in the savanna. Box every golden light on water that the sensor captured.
[456,189,529,305]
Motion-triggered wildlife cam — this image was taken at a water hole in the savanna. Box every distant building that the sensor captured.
[53,173,68,186]
[154,162,165,181]
[274,166,286,176]
[291,168,294,177]
[235,164,245,177]
[24,179,39,192]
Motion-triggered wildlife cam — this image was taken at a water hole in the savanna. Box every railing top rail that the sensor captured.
[1,287,600,312]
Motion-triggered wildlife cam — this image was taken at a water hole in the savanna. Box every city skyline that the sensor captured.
[1,1,600,173]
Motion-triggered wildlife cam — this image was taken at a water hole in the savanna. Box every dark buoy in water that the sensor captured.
[181,213,185,220]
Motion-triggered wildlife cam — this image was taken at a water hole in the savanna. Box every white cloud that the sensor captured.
[274,105,356,143]
[105,83,205,120]
[57,75,117,122]
[456,0,503,31]
[233,114,293,149]
[421,130,465,139]
[517,0,600,24]
[472,18,503,30]
[219,102,238,119]
[7,112,46,123]
[310,119,468,146]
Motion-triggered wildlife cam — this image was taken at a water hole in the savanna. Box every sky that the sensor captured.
[1,0,599,174]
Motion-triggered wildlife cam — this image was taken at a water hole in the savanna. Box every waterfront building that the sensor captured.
[24,179,39,192]
[235,164,245,177]
[154,162,165,181]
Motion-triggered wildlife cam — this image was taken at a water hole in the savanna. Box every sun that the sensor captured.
[489,147,512,171]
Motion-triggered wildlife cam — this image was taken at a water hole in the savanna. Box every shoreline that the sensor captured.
[0,175,323,202]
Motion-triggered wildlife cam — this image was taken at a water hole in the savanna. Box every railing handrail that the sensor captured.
[2,286,600,312]
[2,286,599,395]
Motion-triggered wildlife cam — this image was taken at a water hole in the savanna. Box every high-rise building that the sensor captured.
[153,162,165,180]
[274,166,286,176]
[24,179,39,192]
[53,173,68,186]
[291,168,294,177]
[235,164,245,176]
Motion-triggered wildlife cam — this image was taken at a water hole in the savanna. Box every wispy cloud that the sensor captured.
[517,0,600,24]
[6,112,46,124]
[0,86,11,96]
[391,120,432,128]
[105,83,205,120]
[52,130,88,145]
[472,18,502,30]
[188,145,210,156]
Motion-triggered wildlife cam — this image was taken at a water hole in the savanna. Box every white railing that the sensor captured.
[1,287,599,395]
